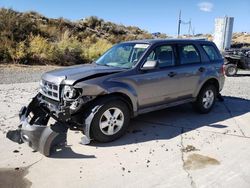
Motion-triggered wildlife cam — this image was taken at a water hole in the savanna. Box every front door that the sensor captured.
[130,44,180,108]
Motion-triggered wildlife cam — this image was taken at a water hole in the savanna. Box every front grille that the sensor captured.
[40,79,60,101]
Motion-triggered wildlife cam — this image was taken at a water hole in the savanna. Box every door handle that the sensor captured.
[168,72,177,77]
[199,67,205,72]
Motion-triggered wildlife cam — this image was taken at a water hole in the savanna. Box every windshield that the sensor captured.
[96,43,150,68]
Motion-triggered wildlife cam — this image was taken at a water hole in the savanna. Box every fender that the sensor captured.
[74,81,139,116]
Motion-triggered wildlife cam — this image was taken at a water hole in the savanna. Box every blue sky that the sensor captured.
[0,0,249,36]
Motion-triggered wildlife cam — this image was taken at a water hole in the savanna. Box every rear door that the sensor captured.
[173,43,205,99]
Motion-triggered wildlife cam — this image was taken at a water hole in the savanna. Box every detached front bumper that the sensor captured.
[6,96,68,156]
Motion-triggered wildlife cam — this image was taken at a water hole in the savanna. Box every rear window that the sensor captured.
[179,44,201,65]
[202,45,220,61]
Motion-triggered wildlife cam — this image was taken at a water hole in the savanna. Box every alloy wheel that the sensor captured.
[99,107,124,136]
[202,90,215,109]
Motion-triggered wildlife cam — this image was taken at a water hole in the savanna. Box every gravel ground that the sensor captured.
[221,70,250,100]
[0,65,61,84]
[1,65,249,99]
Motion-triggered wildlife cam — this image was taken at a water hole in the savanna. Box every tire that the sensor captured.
[194,85,216,114]
[90,99,130,143]
[225,64,237,76]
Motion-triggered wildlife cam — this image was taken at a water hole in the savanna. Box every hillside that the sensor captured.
[0,8,167,65]
[0,8,249,66]
[231,32,250,48]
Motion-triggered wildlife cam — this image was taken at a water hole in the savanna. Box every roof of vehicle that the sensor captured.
[121,38,214,45]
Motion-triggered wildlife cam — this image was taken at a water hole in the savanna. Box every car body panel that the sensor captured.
[42,63,125,85]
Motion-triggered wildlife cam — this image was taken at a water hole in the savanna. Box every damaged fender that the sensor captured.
[81,105,102,145]
[74,81,138,116]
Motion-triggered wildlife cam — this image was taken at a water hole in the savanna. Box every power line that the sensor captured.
[177,10,194,37]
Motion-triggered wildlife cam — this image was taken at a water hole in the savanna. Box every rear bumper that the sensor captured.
[6,97,68,156]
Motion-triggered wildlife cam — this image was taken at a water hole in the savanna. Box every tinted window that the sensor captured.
[179,44,200,64]
[147,45,175,68]
[202,45,220,61]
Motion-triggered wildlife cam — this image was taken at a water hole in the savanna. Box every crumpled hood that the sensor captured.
[42,64,124,85]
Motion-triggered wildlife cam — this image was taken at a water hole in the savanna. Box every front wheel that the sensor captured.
[193,85,216,114]
[90,100,130,143]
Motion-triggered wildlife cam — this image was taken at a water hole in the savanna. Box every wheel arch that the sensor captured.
[195,78,220,98]
[74,81,138,116]
[90,92,136,117]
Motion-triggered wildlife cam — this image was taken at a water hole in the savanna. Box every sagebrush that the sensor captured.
[0,8,166,65]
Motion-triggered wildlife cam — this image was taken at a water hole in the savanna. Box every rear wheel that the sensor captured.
[225,64,237,76]
[90,99,130,142]
[194,85,216,114]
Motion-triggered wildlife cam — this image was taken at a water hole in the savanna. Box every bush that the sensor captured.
[8,41,27,64]
[57,30,85,65]
[0,8,39,42]
[29,35,59,64]
[83,38,112,61]
[0,40,12,63]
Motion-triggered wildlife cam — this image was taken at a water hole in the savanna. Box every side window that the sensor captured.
[147,45,175,68]
[202,45,220,61]
[130,48,145,63]
[179,44,200,65]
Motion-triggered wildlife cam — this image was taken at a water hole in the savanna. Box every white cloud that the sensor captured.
[198,2,214,12]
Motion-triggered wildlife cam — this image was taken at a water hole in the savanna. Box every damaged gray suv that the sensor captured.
[7,39,225,156]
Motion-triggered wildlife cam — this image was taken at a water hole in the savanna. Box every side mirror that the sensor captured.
[141,60,158,70]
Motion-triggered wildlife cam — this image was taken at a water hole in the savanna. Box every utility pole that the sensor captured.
[177,10,181,38]
[188,19,191,36]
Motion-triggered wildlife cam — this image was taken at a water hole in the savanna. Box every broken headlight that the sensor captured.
[62,85,78,100]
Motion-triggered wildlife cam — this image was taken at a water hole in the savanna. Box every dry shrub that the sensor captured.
[83,38,112,61]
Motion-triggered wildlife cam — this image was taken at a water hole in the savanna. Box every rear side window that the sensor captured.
[179,44,200,64]
[202,45,220,61]
[147,45,175,68]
